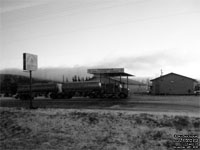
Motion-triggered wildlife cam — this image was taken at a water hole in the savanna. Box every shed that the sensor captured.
[150,73,198,95]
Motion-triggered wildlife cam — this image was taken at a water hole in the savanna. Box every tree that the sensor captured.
[81,77,85,81]
[74,75,77,82]
[78,76,81,82]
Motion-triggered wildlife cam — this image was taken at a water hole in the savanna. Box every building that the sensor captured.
[114,78,148,95]
[88,75,148,95]
[87,68,134,97]
[87,68,133,88]
[128,81,148,95]
[150,73,198,95]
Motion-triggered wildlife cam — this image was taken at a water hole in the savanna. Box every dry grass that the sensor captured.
[0,107,200,150]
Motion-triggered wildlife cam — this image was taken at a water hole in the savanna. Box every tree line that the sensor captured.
[71,75,91,82]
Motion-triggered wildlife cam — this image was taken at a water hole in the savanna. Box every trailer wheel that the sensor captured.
[19,94,32,100]
[63,94,71,99]
[50,93,57,99]
[119,93,127,99]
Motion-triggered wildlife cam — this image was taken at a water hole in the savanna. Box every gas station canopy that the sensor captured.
[87,68,134,77]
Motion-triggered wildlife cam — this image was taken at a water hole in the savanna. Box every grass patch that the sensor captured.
[0,107,199,150]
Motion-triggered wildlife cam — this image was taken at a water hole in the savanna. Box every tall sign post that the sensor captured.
[23,53,38,109]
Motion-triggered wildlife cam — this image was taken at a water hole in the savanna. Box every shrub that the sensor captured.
[192,119,200,129]
[88,116,99,125]
[173,116,189,130]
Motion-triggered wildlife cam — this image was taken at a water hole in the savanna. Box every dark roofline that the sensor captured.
[99,72,134,77]
[90,72,134,77]
[150,72,198,82]
[87,68,134,76]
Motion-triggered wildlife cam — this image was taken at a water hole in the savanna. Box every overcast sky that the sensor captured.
[0,0,200,78]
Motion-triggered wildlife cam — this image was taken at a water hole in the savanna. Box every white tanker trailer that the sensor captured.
[16,83,61,100]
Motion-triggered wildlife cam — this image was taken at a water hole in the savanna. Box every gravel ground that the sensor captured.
[0,107,200,150]
[0,96,199,115]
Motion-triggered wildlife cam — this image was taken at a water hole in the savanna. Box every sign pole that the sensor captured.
[23,53,38,109]
[29,70,33,109]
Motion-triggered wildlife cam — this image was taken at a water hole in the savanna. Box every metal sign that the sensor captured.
[23,53,38,71]
[87,68,124,74]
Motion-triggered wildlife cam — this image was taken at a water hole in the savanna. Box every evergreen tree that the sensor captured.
[81,77,85,81]
[78,76,81,82]
[74,75,77,82]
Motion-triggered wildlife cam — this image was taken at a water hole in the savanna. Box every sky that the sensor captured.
[0,0,200,79]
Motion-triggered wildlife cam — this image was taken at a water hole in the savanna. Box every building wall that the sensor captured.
[128,84,148,95]
[151,74,197,95]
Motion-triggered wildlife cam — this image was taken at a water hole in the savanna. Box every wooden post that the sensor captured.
[127,75,129,96]
[127,76,128,89]
[100,74,101,82]
[29,70,33,109]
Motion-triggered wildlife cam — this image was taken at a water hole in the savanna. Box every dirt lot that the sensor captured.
[0,107,200,150]
[0,95,200,114]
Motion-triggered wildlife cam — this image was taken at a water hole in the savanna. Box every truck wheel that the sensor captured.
[119,93,127,99]
[50,93,57,99]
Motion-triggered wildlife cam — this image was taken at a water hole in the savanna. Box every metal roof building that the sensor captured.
[150,73,198,95]
[87,68,134,86]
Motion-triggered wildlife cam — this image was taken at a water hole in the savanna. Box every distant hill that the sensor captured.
[0,74,53,95]
[0,67,91,82]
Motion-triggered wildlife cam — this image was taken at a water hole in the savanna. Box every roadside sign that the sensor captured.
[23,53,38,71]
[23,53,38,109]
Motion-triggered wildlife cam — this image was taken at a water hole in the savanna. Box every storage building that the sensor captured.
[150,73,198,95]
